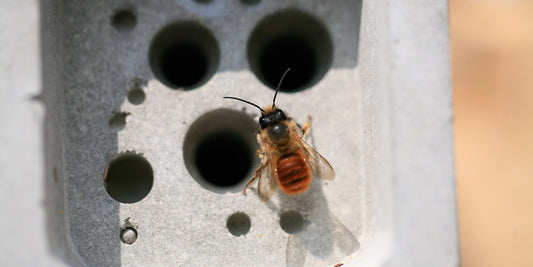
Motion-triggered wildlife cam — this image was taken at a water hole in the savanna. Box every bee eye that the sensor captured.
[259,116,269,128]
[275,109,286,120]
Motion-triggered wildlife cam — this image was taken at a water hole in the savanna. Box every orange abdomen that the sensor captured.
[276,152,311,195]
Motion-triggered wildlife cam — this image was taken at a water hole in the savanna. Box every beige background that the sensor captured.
[451,1,533,266]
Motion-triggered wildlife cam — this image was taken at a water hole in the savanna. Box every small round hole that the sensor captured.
[240,0,261,5]
[120,227,138,244]
[248,9,333,92]
[128,77,147,105]
[226,212,251,236]
[111,10,137,33]
[128,89,145,105]
[280,210,305,234]
[149,21,220,90]
[108,112,130,131]
[183,109,258,193]
[104,152,153,203]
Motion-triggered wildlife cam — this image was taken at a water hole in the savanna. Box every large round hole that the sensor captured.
[279,210,305,234]
[103,152,153,203]
[183,109,258,193]
[247,9,333,92]
[196,131,251,186]
[226,212,251,236]
[149,21,219,90]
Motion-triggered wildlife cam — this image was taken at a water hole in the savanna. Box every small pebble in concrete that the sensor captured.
[120,227,138,245]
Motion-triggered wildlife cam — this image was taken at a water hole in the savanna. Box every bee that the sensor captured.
[223,69,335,201]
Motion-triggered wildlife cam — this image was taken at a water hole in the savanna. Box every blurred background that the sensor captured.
[451,0,533,266]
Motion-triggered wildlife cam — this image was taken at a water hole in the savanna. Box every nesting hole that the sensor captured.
[108,112,129,131]
[280,210,305,234]
[111,10,136,33]
[196,132,251,186]
[128,77,147,105]
[227,212,251,236]
[104,152,153,203]
[149,21,219,90]
[183,109,258,193]
[240,0,261,5]
[128,89,145,105]
[248,9,333,92]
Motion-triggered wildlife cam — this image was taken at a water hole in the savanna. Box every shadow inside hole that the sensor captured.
[111,10,137,32]
[240,0,261,6]
[227,212,251,236]
[104,153,154,204]
[183,108,259,194]
[280,210,305,234]
[108,112,129,131]
[195,131,253,187]
[160,43,207,89]
[259,36,316,91]
[149,21,219,90]
[128,89,145,105]
[247,9,333,92]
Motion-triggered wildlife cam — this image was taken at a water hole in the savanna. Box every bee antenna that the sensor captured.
[272,68,291,109]
[223,96,265,114]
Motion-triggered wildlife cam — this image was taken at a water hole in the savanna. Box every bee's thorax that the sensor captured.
[268,122,289,141]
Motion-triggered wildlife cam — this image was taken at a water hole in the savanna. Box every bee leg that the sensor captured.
[243,166,263,195]
[301,115,312,138]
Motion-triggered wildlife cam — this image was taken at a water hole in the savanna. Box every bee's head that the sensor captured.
[223,68,292,133]
[258,107,287,129]
[259,107,289,141]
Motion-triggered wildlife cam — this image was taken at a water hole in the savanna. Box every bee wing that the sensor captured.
[299,138,335,180]
[257,157,279,202]
[329,211,360,254]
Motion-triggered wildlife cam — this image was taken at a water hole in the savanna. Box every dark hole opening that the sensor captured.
[195,131,252,187]
[227,212,251,236]
[259,35,316,92]
[104,153,153,203]
[280,210,305,234]
[160,43,207,89]
[111,10,136,32]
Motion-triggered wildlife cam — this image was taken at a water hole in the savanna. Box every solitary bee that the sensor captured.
[223,69,335,201]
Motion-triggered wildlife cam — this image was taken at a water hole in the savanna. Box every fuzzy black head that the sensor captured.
[223,68,292,132]
[259,109,287,129]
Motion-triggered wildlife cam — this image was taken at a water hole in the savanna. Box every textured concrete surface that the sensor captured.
[1,0,457,266]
